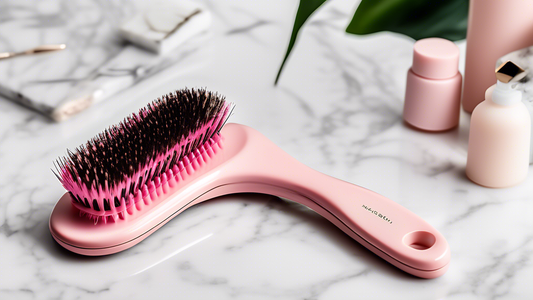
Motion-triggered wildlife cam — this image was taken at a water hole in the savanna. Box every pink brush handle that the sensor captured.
[205,124,450,278]
[50,124,449,278]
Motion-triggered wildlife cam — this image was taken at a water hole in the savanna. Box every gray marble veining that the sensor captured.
[0,0,209,121]
[1,0,533,299]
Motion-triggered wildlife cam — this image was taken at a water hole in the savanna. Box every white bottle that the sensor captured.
[466,61,531,188]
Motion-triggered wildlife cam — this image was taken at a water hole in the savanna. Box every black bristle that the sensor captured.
[103,199,111,211]
[55,88,231,210]
[68,192,76,202]
[93,200,100,211]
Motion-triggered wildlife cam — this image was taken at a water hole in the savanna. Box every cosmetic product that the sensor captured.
[462,0,533,113]
[49,88,450,278]
[0,0,209,122]
[498,46,533,164]
[119,0,210,54]
[403,38,462,131]
[0,44,66,60]
[466,61,530,188]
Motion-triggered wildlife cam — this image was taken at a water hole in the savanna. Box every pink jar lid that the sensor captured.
[412,38,459,79]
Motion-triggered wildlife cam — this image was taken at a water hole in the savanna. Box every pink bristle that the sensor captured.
[53,88,233,224]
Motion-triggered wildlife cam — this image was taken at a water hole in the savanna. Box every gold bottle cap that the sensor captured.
[495,60,526,83]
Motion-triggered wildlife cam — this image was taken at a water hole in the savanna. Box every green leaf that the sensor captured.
[275,0,328,85]
[345,0,469,41]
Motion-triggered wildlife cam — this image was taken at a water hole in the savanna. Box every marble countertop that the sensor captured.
[1,0,533,299]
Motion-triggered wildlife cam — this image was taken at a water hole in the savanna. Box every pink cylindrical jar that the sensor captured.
[403,38,462,131]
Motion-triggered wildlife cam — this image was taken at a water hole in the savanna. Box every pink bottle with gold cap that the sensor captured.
[403,38,462,131]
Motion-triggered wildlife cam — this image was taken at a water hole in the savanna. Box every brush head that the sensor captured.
[54,88,233,224]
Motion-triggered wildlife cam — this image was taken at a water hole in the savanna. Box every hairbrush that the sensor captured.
[50,88,450,278]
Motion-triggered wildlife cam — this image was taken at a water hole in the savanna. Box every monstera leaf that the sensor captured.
[275,0,469,84]
[346,0,469,40]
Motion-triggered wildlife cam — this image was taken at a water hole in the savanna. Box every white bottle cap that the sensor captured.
[491,81,522,106]
[490,61,525,106]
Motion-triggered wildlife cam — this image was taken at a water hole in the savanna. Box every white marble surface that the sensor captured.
[1,0,533,299]
[0,0,209,121]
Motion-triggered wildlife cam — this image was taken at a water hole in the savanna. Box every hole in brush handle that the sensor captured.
[403,231,436,250]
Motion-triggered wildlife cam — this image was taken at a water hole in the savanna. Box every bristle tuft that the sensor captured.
[54,88,233,223]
